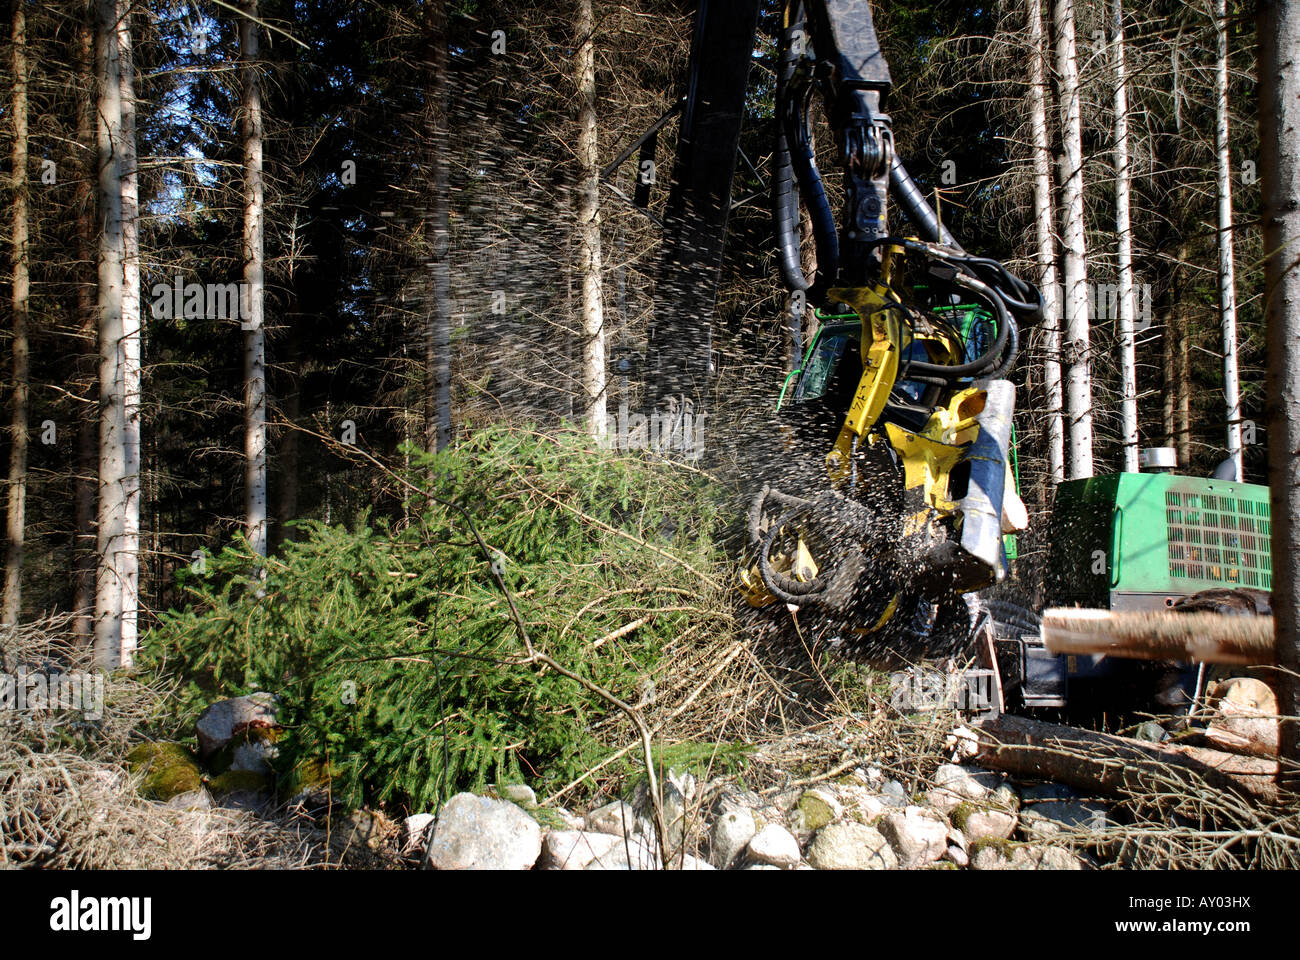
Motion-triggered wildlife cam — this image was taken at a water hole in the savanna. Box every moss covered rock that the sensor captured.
[952,800,1017,842]
[969,836,1019,870]
[796,790,839,832]
[492,783,538,809]
[128,741,203,801]
[807,822,897,870]
[209,769,271,796]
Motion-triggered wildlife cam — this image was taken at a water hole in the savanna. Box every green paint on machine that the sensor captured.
[1047,473,1271,611]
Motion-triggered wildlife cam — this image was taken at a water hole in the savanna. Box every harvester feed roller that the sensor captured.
[1042,608,1275,666]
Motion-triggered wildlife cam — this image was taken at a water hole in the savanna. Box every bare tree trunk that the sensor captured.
[3,0,29,626]
[1258,0,1300,777]
[1161,318,1191,462]
[240,0,267,556]
[1053,0,1093,479]
[1171,45,1190,467]
[73,15,97,641]
[576,0,607,440]
[1165,245,1193,467]
[119,1,141,660]
[1029,0,1063,486]
[566,267,576,419]
[272,315,300,554]
[1215,0,1243,480]
[1162,289,1175,447]
[1177,310,1191,467]
[1111,0,1138,473]
[424,1,451,455]
[94,0,139,669]
[95,0,126,667]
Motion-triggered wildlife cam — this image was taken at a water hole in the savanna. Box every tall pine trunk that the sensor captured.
[94,0,140,669]
[424,1,451,455]
[1111,0,1138,472]
[73,15,97,640]
[240,0,267,555]
[272,313,300,554]
[1258,0,1300,775]
[1215,0,1243,479]
[1053,0,1093,478]
[119,0,141,660]
[1160,280,1181,455]
[3,0,29,625]
[1167,244,1192,467]
[1177,313,1191,466]
[576,0,606,439]
[1028,0,1063,487]
[1167,35,1192,469]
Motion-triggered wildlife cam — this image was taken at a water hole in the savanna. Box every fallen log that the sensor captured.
[974,713,1282,808]
[1200,724,1279,759]
[1042,608,1275,665]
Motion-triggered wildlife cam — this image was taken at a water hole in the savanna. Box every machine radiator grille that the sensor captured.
[1165,491,1272,589]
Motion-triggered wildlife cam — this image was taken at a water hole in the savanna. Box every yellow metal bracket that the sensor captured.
[824,281,904,486]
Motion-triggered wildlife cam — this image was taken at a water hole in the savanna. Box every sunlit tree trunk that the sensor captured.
[1054,0,1093,479]
[94,0,140,669]
[1177,311,1191,467]
[1215,0,1243,479]
[1164,33,1192,470]
[1258,0,1300,775]
[1111,0,1138,473]
[1028,0,1063,486]
[94,0,125,667]
[424,0,451,455]
[3,0,30,626]
[119,0,141,661]
[73,15,97,641]
[576,0,607,439]
[240,0,267,555]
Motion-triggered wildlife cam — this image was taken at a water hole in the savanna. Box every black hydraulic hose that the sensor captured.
[964,257,1042,319]
[855,236,1025,381]
[749,485,829,603]
[774,20,809,293]
[888,154,961,249]
[905,276,1013,380]
[758,505,828,599]
[989,296,1020,380]
[783,85,839,299]
[773,127,807,292]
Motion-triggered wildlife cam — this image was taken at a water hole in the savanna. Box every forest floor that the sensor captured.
[5,604,1297,871]
[3,427,1297,870]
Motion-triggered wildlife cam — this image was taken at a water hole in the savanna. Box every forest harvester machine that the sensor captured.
[610,0,1276,718]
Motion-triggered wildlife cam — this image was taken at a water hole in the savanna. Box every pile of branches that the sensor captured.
[974,709,1300,869]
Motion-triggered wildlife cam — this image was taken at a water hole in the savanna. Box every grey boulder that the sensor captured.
[425,793,542,870]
